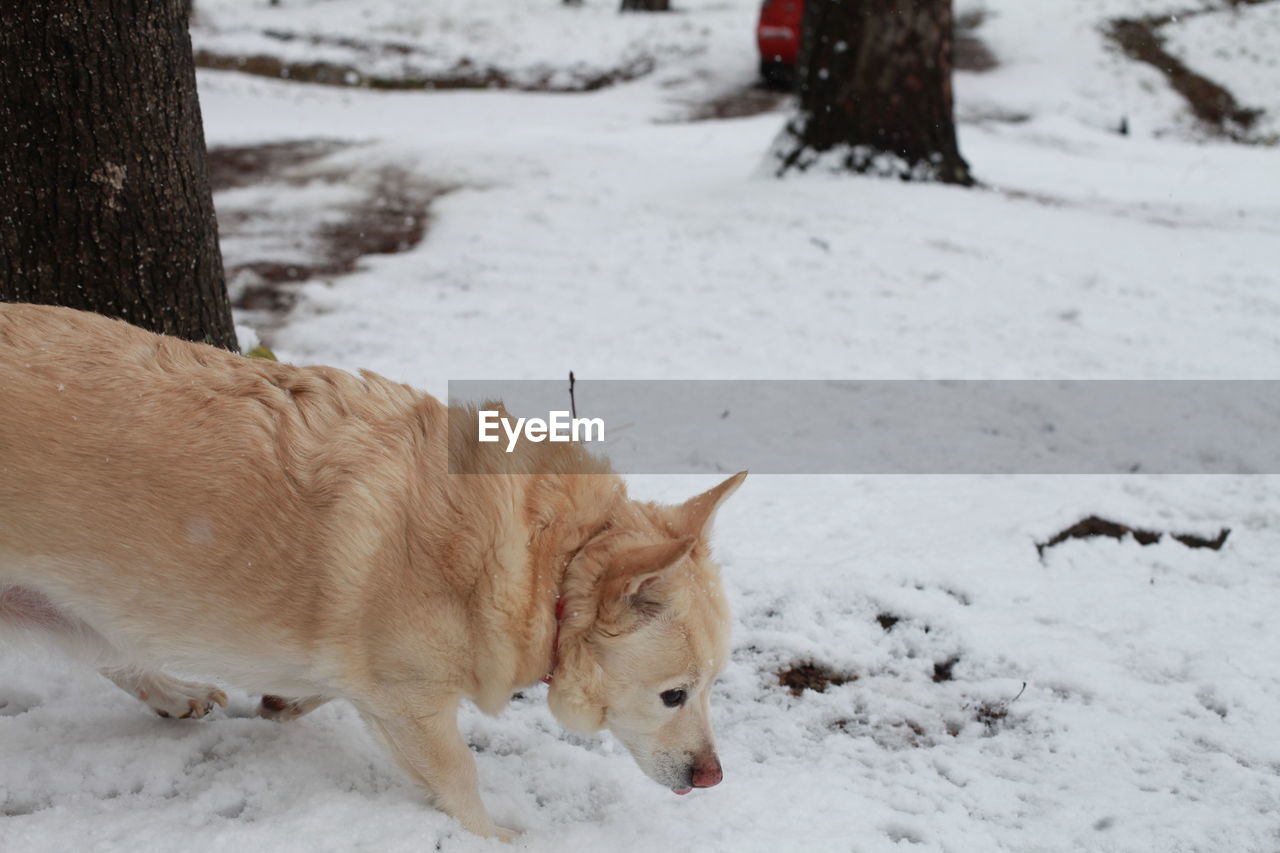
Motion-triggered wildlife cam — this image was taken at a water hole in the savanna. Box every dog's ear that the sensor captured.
[672,470,747,540]
[552,540,693,732]
[599,536,696,605]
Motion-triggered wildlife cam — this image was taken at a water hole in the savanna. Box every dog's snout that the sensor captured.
[691,755,723,788]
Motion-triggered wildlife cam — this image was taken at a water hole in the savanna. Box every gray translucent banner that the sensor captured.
[446,380,1280,474]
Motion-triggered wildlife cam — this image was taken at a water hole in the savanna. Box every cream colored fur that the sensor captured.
[0,303,743,839]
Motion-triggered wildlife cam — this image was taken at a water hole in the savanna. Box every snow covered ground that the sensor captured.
[3,1,1279,851]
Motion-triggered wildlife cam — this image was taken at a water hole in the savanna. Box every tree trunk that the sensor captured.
[620,0,671,11]
[772,0,973,185]
[0,0,238,350]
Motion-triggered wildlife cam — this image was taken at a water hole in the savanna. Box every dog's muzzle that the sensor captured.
[673,754,723,794]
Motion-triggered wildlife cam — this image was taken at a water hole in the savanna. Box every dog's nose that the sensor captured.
[691,756,723,788]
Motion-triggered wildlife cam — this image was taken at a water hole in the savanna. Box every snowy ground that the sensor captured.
[3,1,1280,851]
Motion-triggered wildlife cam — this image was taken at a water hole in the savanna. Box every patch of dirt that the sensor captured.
[210,140,451,337]
[972,682,1026,735]
[932,656,960,683]
[1105,12,1264,141]
[954,9,998,73]
[194,47,655,93]
[207,139,346,192]
[876,612,901,631]
[684,85,790,123]
[317,168,438,273]
[1036,515,1231,557]
[1039,516,1161,554]
[777,663,856,696]
[1172,528,1232,549]
[973,700,1008,733]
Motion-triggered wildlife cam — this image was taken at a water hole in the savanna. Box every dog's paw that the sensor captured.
[473,823,518,843]
[256,694,328,721]
[138,675,228,720]
[257,694,302,721]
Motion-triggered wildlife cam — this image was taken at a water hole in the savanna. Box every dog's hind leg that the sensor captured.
[257,694,331,721]
[0,583,118,666]
[0,585,226,719]
[100,667,228,719]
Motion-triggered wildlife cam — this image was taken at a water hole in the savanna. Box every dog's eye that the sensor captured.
[660,689,687,708]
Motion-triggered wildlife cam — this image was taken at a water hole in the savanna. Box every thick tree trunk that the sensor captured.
[772,0,973,185]
[620,0,670,11]
[0,0,238,350]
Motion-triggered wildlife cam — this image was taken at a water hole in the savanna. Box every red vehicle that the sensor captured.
[756,0,804,87]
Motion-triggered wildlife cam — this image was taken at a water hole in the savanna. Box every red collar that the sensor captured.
[541,598,567,685]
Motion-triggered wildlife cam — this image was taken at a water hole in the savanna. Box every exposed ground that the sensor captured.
[195,47,657,93]
[1036,516,1233,557]
[1105,11,1264,141]
[209,141,449,337]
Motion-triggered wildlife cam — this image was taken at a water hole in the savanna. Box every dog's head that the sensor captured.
[548,471,745,794]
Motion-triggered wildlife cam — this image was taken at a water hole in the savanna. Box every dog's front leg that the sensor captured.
[361,695,514,841]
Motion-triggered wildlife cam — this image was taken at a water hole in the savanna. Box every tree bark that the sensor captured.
[772,0,973,185]
[620,0,670,11]
[0,0,238,350]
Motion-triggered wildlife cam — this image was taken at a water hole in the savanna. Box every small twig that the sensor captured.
[1009,681,1027,705]
[568,371,577,420]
